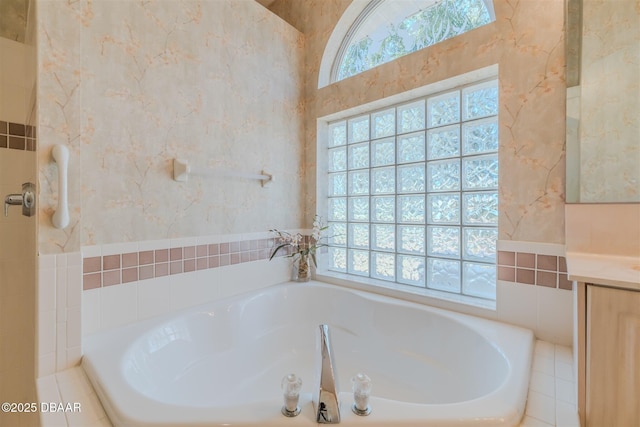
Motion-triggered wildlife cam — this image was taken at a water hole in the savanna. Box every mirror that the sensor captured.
[565,0,640,203]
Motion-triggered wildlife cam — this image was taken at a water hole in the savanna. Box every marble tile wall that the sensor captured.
[37,0,305,255]
[271,0,567,245]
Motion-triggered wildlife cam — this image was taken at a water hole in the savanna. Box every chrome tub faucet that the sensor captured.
[314,324,341,424]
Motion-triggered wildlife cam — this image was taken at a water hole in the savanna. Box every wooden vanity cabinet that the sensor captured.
[581,283,640,427]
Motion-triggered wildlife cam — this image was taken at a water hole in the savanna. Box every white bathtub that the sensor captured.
[82,281,534,427]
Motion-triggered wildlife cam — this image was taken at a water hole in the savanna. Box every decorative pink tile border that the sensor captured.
[85,241,570,291]
[82,237,292,290]
[498,251,571,290]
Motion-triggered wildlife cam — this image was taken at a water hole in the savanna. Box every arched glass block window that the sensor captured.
[333,0,495,82]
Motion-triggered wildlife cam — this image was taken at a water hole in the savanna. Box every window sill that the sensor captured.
[315,270,497,319]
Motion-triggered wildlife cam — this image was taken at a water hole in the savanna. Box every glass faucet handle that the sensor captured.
[351,373,372,416]
[281,373,302,417]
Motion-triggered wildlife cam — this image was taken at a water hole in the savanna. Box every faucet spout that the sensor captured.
[314,324,340,424]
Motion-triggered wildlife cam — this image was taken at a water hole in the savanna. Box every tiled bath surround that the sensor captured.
[36,238,574,426]
[37,232,296,378]
[37,236,573,380]
[497,241,573,346]
[78,238,574,345]
[37,252,83,377]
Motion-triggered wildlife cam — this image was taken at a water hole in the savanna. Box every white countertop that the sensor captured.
[566,252,640,291]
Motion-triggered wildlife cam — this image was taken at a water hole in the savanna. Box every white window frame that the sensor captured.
[315,65,499,311]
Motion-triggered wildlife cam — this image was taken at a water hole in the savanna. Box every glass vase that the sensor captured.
[293,253,312,282]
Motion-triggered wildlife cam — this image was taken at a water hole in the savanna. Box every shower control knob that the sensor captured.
[4,194,23,217]
[3,182,36,218]
[22,183,36,216]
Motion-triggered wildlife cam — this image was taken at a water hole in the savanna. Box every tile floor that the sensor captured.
[521,341,580,427]
[37,340,581,427]
[36,369,111,427]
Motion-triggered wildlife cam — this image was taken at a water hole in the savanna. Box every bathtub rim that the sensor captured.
[82,280,535,427]
[316,270,497,318]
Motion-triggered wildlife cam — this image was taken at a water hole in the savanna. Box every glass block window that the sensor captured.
[326,79,498,301]
[334,0,494,82]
